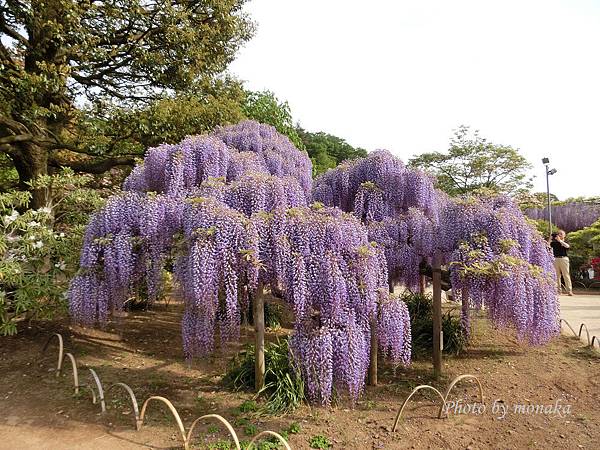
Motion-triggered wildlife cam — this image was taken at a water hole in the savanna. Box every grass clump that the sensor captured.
[224,337,305,415]
[402,291,468,356]
[309,434,332,449]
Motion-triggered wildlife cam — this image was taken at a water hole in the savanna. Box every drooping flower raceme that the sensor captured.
[313,150,439,288]
[438,196,559,344]
[251,204,402,405]
[175,197,259,357]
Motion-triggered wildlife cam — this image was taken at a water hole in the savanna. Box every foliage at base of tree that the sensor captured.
[402,292,468,356]
[224,338,305,415]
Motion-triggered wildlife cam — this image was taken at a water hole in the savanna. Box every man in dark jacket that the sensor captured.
[550,230,573,296]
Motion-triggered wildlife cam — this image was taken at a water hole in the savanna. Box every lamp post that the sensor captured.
[542,158,557,237]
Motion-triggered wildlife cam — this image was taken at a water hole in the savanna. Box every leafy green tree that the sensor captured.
[0,153,18,191]
[0,0,254,207]
[569,218,600,268]
[297,128,367,176]
[409,126,533,196]
[517,191,559,210]
[98,78,247,155]
[240,90,368,176]
[528,218,558,239]
[242,90,305,150]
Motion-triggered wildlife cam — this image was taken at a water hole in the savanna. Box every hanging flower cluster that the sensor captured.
[313,150,438,288]
[252,204,410,404]
[70,193,146,324]
[175,197,259,357]
[123,121,313,198]
[313,150,438,219]
[438,196,559,344]
[377,292,412,366]
[367,208,435,290]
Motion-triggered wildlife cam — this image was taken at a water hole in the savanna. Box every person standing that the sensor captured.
[550,230,573,296]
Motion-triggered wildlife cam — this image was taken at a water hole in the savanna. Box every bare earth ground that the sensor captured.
[1,302,599,450]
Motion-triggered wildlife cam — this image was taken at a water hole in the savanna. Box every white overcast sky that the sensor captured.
[230,0,600,199]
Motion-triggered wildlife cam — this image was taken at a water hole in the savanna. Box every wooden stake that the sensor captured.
[368,315,378,386]
[254,284,265,392]
[419,274,426,294]
[432,251,443,380]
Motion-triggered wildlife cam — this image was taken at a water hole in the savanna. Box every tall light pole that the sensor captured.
[542,157,557,237]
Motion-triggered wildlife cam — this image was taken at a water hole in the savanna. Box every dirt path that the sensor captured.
[1,306,599,449]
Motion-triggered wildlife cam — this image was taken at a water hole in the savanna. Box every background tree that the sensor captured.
[242,90,367,176]
[568,218,600,275]
[242,90,304,150]
[0,0,254,207]
[517,191,559,210]
[409,126,533,196]
[297,128,367,176]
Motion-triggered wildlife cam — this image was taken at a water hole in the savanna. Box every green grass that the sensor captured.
[287,422,301,434]
[238,400,258,413]
[243,423,258,436]
[309,435,332,449]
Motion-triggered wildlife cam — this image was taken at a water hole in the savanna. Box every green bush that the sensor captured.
[224,337,305,415]
[402,291,468,356]
[0,169,106,335]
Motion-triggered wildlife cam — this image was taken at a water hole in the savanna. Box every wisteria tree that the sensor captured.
[69,121,559,405]
[524,201,600,233]
[438,196,559,343]
[69,121,411,405]
[313,151,559,345]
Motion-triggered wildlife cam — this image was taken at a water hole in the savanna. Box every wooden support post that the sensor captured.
[461,286,470,339]
[419,274,426,294]
[432,251,443,380]
[254,284,265,392]
[368,315,378,386]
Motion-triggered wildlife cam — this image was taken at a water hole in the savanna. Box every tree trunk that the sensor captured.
[254,283,265,392]
[11,143,51,208]
[419,274,426,294]
[432,251,443,380]
[368,315,378,386]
